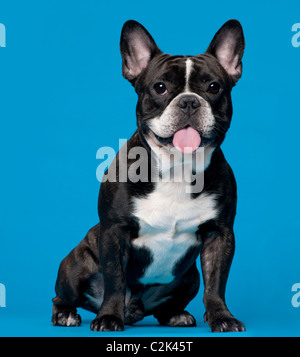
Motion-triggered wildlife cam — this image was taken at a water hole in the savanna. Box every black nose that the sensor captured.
[178,95,201,115]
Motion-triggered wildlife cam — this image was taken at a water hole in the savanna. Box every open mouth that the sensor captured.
[153,126,202,153]
[154,133,174,144]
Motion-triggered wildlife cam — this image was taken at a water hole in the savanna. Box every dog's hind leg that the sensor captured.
[52,224,101,327]
[151,264,200,327]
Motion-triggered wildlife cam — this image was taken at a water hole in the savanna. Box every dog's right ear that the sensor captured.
[120,20,161,83]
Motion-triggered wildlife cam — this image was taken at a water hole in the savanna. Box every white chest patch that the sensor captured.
[132,181,218,284]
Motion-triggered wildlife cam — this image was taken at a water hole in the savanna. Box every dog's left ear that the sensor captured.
[120,20,161,83]
[206,20,245,84]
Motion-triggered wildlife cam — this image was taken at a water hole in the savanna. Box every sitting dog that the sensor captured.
[52,19,245,332]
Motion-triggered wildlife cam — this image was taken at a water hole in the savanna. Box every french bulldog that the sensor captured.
[52,19,245,332]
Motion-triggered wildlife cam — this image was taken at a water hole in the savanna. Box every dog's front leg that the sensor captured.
[90,225,129,331]
[200,228,245,332]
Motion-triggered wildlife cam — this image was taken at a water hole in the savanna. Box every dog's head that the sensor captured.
[120,20,245,154]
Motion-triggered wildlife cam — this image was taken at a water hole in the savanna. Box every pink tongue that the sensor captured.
[172,126,201,153]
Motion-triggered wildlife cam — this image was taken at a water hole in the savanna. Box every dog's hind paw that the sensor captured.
[52,311,81,327]
[124,301,144,325]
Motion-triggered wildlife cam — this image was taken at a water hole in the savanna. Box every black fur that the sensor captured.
[52,19,245,332]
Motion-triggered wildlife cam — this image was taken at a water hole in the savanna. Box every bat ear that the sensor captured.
[206,20,245,84]
[120,20,161,83]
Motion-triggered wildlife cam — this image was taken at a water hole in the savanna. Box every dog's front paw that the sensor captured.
[90,315,124,331]
[205,313,245,332]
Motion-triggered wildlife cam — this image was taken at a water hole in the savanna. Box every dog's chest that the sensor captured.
[132,182,218,284]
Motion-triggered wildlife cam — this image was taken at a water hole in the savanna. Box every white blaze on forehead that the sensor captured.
[185,58,193,92]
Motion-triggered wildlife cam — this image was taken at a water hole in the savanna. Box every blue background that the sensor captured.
[1,0,300,337]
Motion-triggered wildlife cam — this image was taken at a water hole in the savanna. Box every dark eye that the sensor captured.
[207,82,221,94]
[153,82,168,95]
